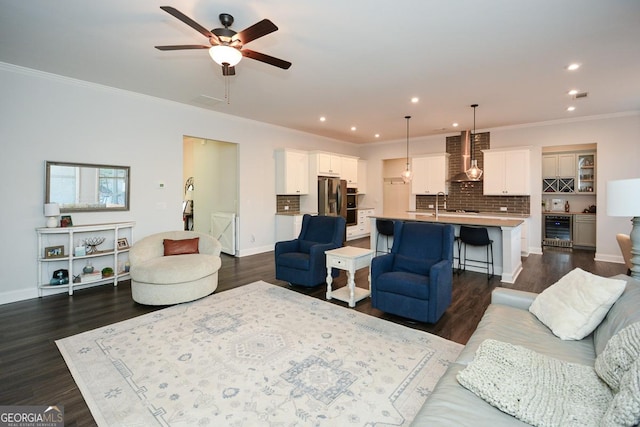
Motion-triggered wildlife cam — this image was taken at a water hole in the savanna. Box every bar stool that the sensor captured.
[453,235,461,274]
[375,219,394,255]
[459,225,494,279]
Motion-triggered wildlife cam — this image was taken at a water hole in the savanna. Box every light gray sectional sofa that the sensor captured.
[411,273,640,426]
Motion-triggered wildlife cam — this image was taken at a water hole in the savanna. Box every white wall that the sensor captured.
[0,63,357,304]
[489,114,640,260]
[357,114,640,260]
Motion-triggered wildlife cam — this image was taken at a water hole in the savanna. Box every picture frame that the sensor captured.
[60,215,73,228]
[117,237,129,250]
[44,245,65,259]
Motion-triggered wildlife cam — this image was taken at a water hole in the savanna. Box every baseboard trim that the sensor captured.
[0,288,39,305]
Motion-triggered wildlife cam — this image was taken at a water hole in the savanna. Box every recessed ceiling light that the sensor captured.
[567,106,576,111]
[568,89,579,96]
[411,97,419,103]
[350,126,357,131]
[319,116,326,122]
[452,123,459,127]
[567,63,581,71]
[374,134,380,138]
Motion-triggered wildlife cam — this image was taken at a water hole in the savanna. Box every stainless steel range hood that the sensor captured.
[449,130,483,182]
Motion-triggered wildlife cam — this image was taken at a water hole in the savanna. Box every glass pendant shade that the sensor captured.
[209,45,242,66]
[401,168,413,183]
[465,159,483,180]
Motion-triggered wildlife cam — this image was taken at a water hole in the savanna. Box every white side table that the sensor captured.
[325,246,374,307]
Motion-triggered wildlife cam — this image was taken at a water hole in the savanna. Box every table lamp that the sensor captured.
[44,203,60,228]
[607,178,640,278]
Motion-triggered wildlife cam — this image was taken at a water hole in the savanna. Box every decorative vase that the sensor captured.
[83,264,94,274]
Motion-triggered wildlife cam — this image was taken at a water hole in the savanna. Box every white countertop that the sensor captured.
[372,213,524,228]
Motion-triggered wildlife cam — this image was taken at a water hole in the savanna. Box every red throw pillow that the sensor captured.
[163,237,200,256]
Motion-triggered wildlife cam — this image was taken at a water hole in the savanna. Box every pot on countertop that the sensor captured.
[583,205,596,213]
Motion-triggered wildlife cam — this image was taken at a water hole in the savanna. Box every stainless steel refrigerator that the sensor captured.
[318,177,347,220]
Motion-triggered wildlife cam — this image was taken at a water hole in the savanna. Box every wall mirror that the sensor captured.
[45,161,130,212]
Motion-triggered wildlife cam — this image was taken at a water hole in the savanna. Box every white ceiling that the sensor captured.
[1,0,639,144]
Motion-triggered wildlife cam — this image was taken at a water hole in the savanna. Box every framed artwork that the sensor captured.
[117,238,129,249]
[44,245,65,259]
[60,215,73,227]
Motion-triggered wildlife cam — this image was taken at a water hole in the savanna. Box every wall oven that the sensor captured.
[346,188,358,226]
[543,214,572,248]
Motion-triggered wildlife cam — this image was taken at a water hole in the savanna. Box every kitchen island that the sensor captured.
[369,213,525,283]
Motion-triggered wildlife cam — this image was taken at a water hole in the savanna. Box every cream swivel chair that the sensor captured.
[129,231,222,305]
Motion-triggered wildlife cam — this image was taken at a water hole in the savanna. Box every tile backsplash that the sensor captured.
[276,195,301,213]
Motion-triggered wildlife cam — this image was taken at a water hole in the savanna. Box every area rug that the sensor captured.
[56,281,462,426]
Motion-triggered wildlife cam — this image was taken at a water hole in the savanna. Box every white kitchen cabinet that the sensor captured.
[347,208,374,241]
[482,148,531,195]
[36,221,134,296]
[317,152,342,176]
[573,214,596,248]
[542,153,576,178]
[341,156,358,187]
[542,153,576,193]
[275,149,309,195]
[410,154,450,195]
[357,159,367,193]
[275,214,304,241]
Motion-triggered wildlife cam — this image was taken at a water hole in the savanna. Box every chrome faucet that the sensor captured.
[435,192,446,219]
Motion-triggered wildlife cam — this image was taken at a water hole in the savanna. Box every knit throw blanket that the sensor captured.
[457,339,611,427]
[457,322,640,427]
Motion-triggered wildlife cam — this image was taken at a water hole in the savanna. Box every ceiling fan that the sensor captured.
[155,6,292,76]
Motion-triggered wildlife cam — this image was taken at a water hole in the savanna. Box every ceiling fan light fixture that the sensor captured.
[209,45,242,66]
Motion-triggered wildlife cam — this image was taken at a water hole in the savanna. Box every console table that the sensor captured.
[36,221,135,296]
[325,246,374,308]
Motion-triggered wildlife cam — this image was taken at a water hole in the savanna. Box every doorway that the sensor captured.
[183,136,239,255]
[382,158,410,216]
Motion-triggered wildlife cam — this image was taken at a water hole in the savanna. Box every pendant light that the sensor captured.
[401,115,413,183]
[465,104,483,181]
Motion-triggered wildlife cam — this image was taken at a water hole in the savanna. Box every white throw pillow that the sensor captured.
[529,268,626,340]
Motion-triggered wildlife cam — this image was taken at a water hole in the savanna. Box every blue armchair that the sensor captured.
[275,214,346,287]
[371,221,455,323]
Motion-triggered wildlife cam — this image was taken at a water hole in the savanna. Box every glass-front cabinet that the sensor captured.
[577,153,596,194]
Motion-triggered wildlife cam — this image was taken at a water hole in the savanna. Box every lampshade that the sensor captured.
[44,203,60,228]
[44,203,60,217]
[209,45,242,67]
[607,178,640,216]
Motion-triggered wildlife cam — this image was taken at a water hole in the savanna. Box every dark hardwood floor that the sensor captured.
[0,239,627,426]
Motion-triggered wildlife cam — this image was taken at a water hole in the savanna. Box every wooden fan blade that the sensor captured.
[155,45,210,51]
[235,19,278,45]
[242,49,291,69]
[160,6,215,39]
[222,64,236,76]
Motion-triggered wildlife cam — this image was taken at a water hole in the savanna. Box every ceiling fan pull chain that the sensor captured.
[225,75,230,104]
